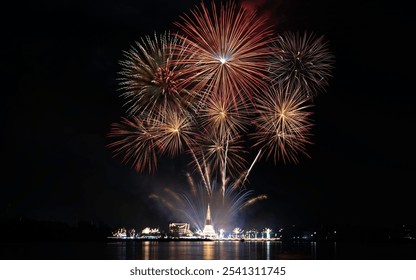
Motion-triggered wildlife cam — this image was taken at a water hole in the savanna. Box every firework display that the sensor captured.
[108,0,334,231]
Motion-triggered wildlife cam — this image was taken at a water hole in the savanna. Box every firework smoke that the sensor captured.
[150,172,267,231]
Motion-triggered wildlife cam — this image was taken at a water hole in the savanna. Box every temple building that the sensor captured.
[169,223,192,237]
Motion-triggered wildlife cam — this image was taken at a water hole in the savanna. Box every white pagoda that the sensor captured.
[202,204,216,238]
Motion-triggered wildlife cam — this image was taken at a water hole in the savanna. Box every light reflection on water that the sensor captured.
[108,240,333,260]
[3,241,416,259]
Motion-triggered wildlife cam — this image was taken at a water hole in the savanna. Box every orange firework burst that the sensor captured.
[107,116,157,173]
[174,0,275,107]
[252,84,314,164]
[198,91,249,139]
[270,31,335,97]
[151,106,196,157]
[119,31,195,117]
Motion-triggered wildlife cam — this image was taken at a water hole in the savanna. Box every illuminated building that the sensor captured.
[169,223,192,237]
[140,227,161,239]
[113,227,127,238]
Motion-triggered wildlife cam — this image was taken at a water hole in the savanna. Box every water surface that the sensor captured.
[2,240,416,260]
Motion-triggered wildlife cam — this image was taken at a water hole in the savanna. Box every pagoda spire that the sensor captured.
[202,204,216,238]
[205,204,212,225]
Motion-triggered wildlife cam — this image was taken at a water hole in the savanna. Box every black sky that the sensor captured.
[2,0,415,231]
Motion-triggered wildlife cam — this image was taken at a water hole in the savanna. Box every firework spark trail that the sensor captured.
[221,135,230,197]
[203,157,213,195]
[149,194,176,211]
[194,130,248,182]
[224,186,254,217]
[189,147,211,196]
[186,172,197,195]
[241,149,262,188]
[174,0,275,108]
[163,188,183,204]
[157,190,206,230]
[178,194,204,230]
[241,195,268,210]
[233,168,247,190]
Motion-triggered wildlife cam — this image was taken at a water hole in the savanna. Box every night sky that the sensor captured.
[3,0,415,231]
